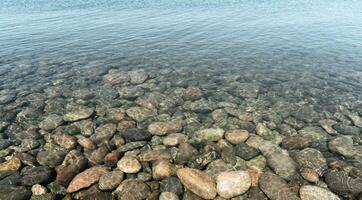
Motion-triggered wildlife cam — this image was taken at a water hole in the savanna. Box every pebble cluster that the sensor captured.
[0,63,362,200]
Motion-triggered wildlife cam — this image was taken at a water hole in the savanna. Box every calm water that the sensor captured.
[1,0,362,199]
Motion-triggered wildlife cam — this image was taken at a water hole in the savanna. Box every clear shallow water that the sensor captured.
[1,0,362,199]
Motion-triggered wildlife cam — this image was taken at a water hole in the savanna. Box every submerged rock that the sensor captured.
[328,136,355,157]
[259,172,300,200]
[67,166,110,193]
[216,170,251,198]
[0,186,31,200]
[117,156,141,173]
[194,128,224,142]
[177,167,217,199]
[113,179,151,200]
[294,148,327,176]
[299,185,340,200]
[63,107,94,122]
[325,170,362,197]
[99,170,124,191]
[0,157,21,172]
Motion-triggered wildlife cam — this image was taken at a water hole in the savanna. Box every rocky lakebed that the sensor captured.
[0,63,362,200]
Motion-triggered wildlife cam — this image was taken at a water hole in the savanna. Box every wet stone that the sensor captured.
[99,170,124,191]
[298,126,328,147]
[53,133,77,150]
[63,107,94,122]
[225,129,249,145]
[163,133,187,146]
[39,114,64,131]
[15,138,40,152]
[67,166,110,193]
[152,160,175,180]
[87,146,109,165]
[300,168,319,183]
[183,98,215,113]
[247,136,296,180]
[328,136,355,158]
[90,123,117,144]
[160,192,179,200]
[118,86,145,100]
[299,185,340,200]
[77,137,96,150]
[346,112,362,128]
[216,170,251,199]
[36,150,67,168]
[148,120,183,136]
[182,87,203,101]
[126,107,154,122]
[120,128,152,143]
[294,148,327,176]
[113,179,151,200]
[129,69,149,84]
[117,156,142,173]
[31,184,47,196]
[103,71,130,85]
[195,128,224,142]
[177,167,217,199]
[325,170,362,197]
[234,142,260,160]
[139,149,172,162]
[160,177,184,196]
[281,136,311,150]
[0,185,32,200]
[0,157,21,172]
[259,172,300,200]
[21,166,53,186]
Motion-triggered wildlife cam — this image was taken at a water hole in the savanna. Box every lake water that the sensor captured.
[0,0,362,199]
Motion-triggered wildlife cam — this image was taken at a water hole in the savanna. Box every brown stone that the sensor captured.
[177,168,217,199]
[67,166,110,193]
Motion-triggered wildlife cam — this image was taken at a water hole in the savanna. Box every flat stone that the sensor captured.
[0,157,21,172]
[120,128,152,143]
[216,170,251,198]
[160,177,184,196]
[113,179,151,200]
[177,167,217,199]
[129,69,149,84]
[195,128,224,142]
[77,137,96,150]
[53,133,77,150]
[163,133,187,146]
[247,136,296,180]
[67,166,110,193]
[225,129,249,145]
[234,142,260,160]
[139,149,171,162]
[90,123,117,144]
[0,186,31,200]
[152,160,175,180]
[159,192,179,200]
[39,114,64,131]
[36,150,67,168]
[148,120,183,136]
[21,166,53,186]
[294,148,327,176]
[99,170,124,191]
[325,170,362,197]
[117,156,141,173]
[126,107,154,122]
[259,172,300,200]
[328,136,355,157]
[346,112,362,128]
[300,185,340,200]
[63,108,94,122]
[300,168,319,183]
